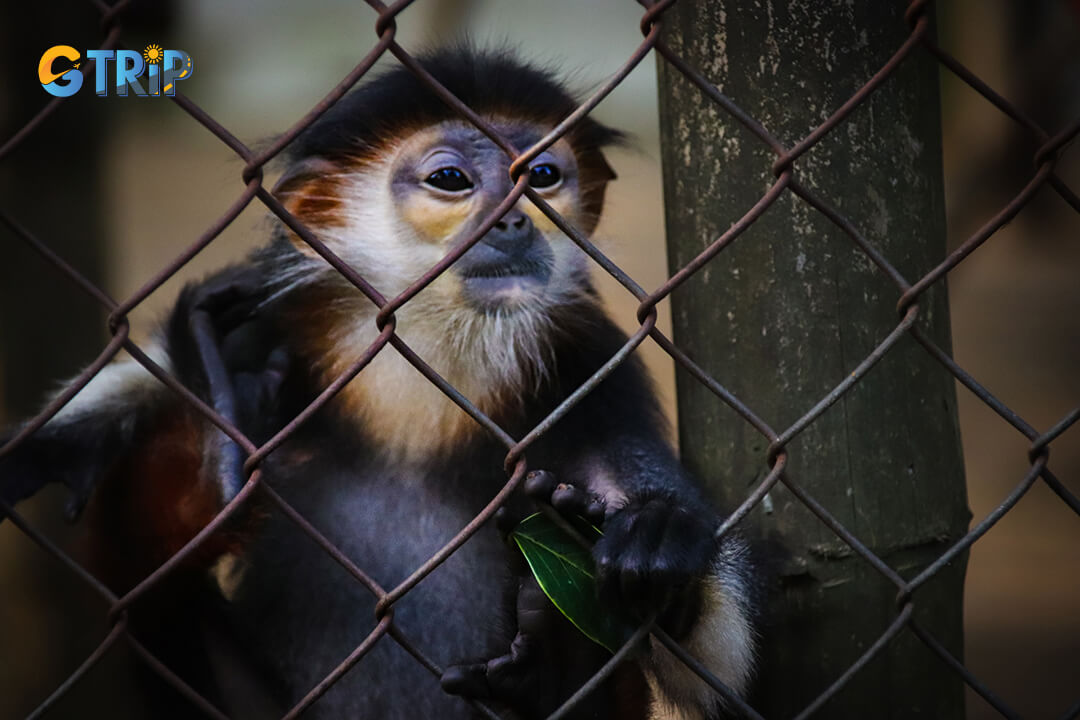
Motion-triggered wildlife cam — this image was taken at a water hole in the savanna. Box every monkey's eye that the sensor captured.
[425,167,473,192]
[528,163,562,189]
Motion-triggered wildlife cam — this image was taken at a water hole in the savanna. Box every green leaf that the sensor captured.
[511,513,634,654]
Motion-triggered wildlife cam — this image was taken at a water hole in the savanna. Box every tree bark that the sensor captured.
[655,3,970,717]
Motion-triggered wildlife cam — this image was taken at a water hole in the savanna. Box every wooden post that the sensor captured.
[655,3,970,717]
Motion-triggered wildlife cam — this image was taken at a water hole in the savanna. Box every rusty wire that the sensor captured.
[1,0,1078,718]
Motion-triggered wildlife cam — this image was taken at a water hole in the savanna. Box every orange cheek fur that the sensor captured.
[275,175,348,257]
[524,193,579,235]
[400,197,473,244]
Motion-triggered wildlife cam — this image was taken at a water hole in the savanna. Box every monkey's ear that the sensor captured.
[271,156,345,259]
[578,150,617,236]
[595,151,617,183]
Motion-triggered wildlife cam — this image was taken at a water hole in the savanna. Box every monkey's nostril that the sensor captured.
[495,211,529,234]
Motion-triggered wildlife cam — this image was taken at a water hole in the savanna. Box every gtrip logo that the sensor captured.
[38,44,193,98]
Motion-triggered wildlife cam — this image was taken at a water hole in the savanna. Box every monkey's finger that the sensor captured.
[484,642,537,700]
[594,502,667,611]
[548,482,606,526]
[441,663,492,698]
[584,498,606,525]
[550,482,591,516]
[494,507,519,541]
[523,469,557,500]
[515,575,556,637]
[189,267,267,319]
[0,445,46,522]
[441,631,537,701]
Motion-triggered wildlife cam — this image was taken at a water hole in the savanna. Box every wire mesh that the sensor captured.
[0,0,1077,718]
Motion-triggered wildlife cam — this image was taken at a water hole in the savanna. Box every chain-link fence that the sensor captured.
[1,0,1078,718]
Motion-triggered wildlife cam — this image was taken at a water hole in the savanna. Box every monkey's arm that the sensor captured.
[543,436,757,719]
[445,453,755,720]
[0,265,287,578]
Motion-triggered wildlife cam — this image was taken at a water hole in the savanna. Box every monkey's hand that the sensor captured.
[594,491,718,639]
[441,574,609,719]
[169,266,291,505]
[441,576,553,704]
[526,471,757,714]
[525,470,716,639]
[174,265,290,442]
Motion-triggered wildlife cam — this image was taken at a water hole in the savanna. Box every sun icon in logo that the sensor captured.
[143,44,164,64]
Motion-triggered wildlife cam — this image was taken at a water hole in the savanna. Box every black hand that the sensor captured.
[592,491,716,636]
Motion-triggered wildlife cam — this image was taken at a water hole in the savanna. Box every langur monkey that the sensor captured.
[1,48,756,720]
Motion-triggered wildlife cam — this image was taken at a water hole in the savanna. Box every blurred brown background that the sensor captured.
[0,1,1077,718]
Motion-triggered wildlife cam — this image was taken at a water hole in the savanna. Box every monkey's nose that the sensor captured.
[493,210,528,232]
[484,210,535,257]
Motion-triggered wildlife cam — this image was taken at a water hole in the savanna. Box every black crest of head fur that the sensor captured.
[286,46,624,163]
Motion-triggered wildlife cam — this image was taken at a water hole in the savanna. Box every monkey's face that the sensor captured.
[384,120,592,313]
[274,119,612,454]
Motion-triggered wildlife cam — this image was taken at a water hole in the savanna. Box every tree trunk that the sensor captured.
[655,3,970,717]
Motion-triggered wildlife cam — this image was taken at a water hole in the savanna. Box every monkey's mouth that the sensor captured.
[457,258,553,309]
